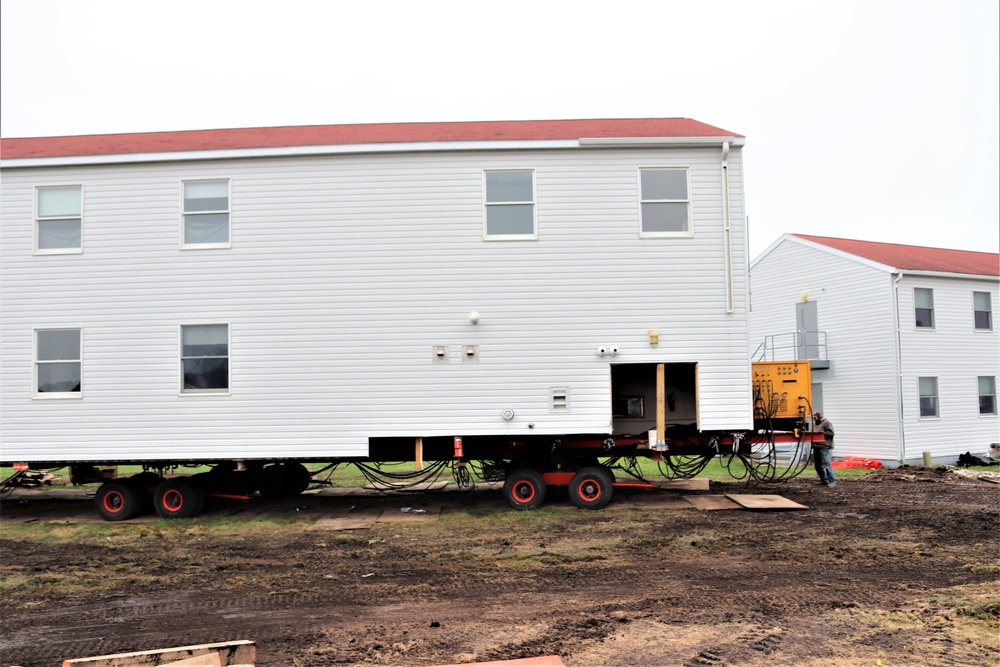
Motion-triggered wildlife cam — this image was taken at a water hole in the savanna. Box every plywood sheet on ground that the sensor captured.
[613,496,694,510]
[363,481,450,492]
[654,478,711,491]
[683,495,742,510]
[306,517,376,531]
[726,494,809,510]
[375,506,442,522]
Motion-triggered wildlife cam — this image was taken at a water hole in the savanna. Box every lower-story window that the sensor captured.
[35,328,82,396]
[181,324,229,394]
[979,376,997,415]
[918,376,939,418]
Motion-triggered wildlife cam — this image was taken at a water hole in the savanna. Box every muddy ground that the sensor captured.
[1,467,998,667]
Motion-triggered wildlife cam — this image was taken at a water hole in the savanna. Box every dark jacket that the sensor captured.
[814,418,835,449]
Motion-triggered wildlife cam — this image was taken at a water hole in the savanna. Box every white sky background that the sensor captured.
[2,0,997,259]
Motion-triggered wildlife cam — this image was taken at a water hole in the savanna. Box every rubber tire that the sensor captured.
[503,468,547,510]
[95,481,142,521]
[153,478,205,519]
[282,462,311,496]
[257,462,311,499]
[568,465,614,510]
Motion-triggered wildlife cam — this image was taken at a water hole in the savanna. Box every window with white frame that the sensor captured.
[918,376,939,418]
[979,376,997,415]
[35,328,81,396]
[36,186,82,253]
[914,288,934,328]
[181,324,229,393]
[639,167,691,237]
[182,179,230,248]
[973,292,992,330]
[484,170,536,239]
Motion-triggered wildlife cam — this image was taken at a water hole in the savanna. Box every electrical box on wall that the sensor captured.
[751,361,813,420]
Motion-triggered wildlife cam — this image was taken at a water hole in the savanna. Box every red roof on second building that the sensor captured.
[794,234,1000,277]
[0,118,741,160]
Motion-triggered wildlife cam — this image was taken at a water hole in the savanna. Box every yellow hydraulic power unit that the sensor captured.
[751,361,813,421]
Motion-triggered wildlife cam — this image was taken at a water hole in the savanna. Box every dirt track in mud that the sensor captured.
[1,467,998,667]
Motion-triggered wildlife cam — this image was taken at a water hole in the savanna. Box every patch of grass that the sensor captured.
[0,515,314,544]
[930,582,1000,624]
[837,581,1000,650]
[0,565,161,602]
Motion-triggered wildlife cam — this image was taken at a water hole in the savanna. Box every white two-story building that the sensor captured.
[750,233,999,466]
[1,118,754,468]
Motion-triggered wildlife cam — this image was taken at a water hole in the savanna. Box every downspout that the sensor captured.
[722,142,733,313]
[892,271,906,464]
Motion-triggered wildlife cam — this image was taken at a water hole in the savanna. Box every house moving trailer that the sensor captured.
[0,118,817,519]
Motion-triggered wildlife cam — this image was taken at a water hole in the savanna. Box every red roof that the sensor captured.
[794,234,1000,277]
[0,118,740,160]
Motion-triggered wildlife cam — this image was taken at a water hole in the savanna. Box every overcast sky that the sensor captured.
[2,0,997,259]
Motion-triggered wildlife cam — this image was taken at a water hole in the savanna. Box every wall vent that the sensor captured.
[550,387,570,411]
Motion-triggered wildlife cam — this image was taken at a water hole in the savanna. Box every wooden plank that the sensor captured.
[362,481,449,491]
[656,363,665,445]
[162,655,222,667]
[726,494,809,510]
[612,496,694,510]
[306,517,375,531]
[375,506,442,522]
[62,640,254,667]
[654,478,710,491]
[683,495,742,511]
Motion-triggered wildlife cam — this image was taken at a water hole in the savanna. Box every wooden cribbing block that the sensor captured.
[61,640,255,667]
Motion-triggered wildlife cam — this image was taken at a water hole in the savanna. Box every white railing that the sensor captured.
[753,331,828,363]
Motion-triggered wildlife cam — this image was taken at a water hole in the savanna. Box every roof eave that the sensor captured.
[579,136,744,147]
[894,269,1000,281]
[0,134,744,169]
[0,139,585,169]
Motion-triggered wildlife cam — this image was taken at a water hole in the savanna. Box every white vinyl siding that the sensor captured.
[1,145,749,463]
[35,185,82,254]
[34,328,82,397]
[182,179,230,248]
[898,276,999,459]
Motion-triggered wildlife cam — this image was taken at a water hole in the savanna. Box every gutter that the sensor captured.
[892,271,906,464]
[1,135,745,169]
[721,142,734,313]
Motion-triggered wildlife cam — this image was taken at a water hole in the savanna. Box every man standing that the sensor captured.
[812,411,836,486]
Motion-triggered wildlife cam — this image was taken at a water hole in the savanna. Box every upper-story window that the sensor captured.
[973,291,993,330]
[182,179,230,248]
[35,186,82,254]
[914,287,934,328]
[639,167,691,237]
[484,170,536,240]
[181,324,230,394]
[34,328,82,397]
